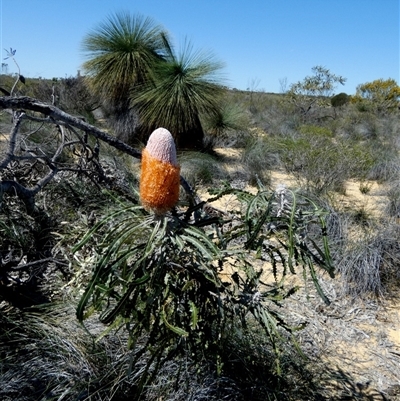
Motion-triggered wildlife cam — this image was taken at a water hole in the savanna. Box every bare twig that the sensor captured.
[10,257,68,271]
[0,111,25,168]
[0,96,142,158]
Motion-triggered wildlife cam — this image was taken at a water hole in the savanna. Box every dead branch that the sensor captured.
[0,111,25,168]
[0,96,142,158]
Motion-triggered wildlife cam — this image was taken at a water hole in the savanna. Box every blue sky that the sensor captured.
[0,0,398,94]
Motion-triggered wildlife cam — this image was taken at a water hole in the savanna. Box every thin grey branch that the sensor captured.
[0,180,36,213]
[0,111,25,168]
[0,96,142,159]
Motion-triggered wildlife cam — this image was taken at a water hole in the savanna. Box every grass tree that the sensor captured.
[81,12,171,140]
[132,40,226,149]
[203,100,250,148]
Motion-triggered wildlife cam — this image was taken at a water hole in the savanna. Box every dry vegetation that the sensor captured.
[1,76,400,401]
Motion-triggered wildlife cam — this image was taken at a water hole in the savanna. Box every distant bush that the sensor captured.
[331,92,350,108]
[351,78,400,114]
[0,74,99,122]
[286,66,346,120]
[204,100,249,144]
[241,136,278,185]
[276,125,373,194]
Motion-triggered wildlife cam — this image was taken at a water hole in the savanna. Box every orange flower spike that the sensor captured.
[140,128,180,215]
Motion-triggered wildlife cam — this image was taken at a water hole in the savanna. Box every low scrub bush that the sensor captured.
[337,223,400,297]
[72,183,334,396]
[241,136,278,185]
[0,302,139,401]
[179,151,229,186]
[276,125,374,194]
[203,101,250,148]
[367,145,400,182]
[385,180,400,218]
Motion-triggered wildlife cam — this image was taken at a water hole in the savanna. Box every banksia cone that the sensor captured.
[140,128,180,215]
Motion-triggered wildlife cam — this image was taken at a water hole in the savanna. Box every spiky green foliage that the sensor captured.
[73,183,334,394]
[179,151,229,186]
[81,12,170,105]
[202,100,249,149]
[132,41,225,148]
[204,101,249,136]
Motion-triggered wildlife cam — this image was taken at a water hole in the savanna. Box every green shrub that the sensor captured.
[203,101,250,147]
[277,125,374,194]
[352,78,400,115]
[331,92,350,108]
[241,136,278,185]
[355,101,371,113]
[73,183,334,394]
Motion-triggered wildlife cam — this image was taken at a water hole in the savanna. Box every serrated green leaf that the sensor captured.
[307,258,330,305]
[181,234,215,260]
[189,300,198,329]
[161,305,188,337]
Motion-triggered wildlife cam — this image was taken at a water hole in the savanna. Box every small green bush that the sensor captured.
[299,124,334,138]
[331,92,350,108]
[73,184,334,394]
[241,136,278,185]
[276,125,374,194]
